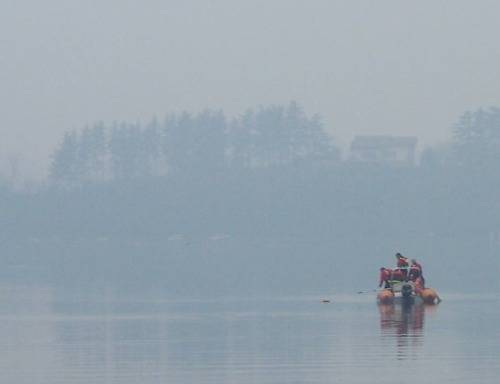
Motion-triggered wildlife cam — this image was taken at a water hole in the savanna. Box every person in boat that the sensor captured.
[391,269,405,281]
[379,267,392,288]
[395,253,409,279]
[409,258,425,287]
[379,267,405,289]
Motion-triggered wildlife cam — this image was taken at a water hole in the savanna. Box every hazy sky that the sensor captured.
[2,0,500,178]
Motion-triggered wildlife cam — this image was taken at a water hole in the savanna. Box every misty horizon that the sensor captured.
[3,2,500,382]
[4,0,500,179]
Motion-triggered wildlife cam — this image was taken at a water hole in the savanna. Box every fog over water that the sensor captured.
[1,103,499,296]
[0,0,499,300]
[2,2,500,382]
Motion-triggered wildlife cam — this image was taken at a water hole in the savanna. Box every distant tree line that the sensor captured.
[2,104,500,243]
[49,102,339,186]
[419,107,500,170]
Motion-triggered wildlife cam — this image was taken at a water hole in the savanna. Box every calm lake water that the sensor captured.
[1,287,499,383]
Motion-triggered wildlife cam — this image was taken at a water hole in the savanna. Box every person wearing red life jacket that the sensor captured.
[391,269,405,281]
[395,253,409,278]
[409,258,425,287]
[379,267,393,288]
[414,276,425,294]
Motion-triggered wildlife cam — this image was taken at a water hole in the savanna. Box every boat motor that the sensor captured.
[401,283,413,298]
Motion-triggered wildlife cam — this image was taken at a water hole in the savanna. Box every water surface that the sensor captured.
[1,287,498,383]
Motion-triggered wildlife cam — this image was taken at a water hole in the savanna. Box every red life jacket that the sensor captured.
[391,269,405,281]
[397,257,409,268]
[409,262,423,280]
[379,269,392,285]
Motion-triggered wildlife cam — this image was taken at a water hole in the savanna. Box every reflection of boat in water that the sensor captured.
[378,301,440,359]
[377,281,441,305]
[379,301,425,336]
[379,301,428,358]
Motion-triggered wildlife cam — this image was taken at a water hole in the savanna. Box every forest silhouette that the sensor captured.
[1,103,499,294]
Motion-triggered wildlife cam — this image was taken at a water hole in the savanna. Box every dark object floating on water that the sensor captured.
[320,299,331,303]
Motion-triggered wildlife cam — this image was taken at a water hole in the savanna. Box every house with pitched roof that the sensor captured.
[350,135,418,166]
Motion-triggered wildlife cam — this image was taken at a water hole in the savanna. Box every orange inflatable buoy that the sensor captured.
[377,289,395,304]
[419,288,441,304]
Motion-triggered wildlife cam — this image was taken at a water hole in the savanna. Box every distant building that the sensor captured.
[349,135,418,166]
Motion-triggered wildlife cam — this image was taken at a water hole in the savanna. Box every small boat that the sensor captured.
[377,281,440,305]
